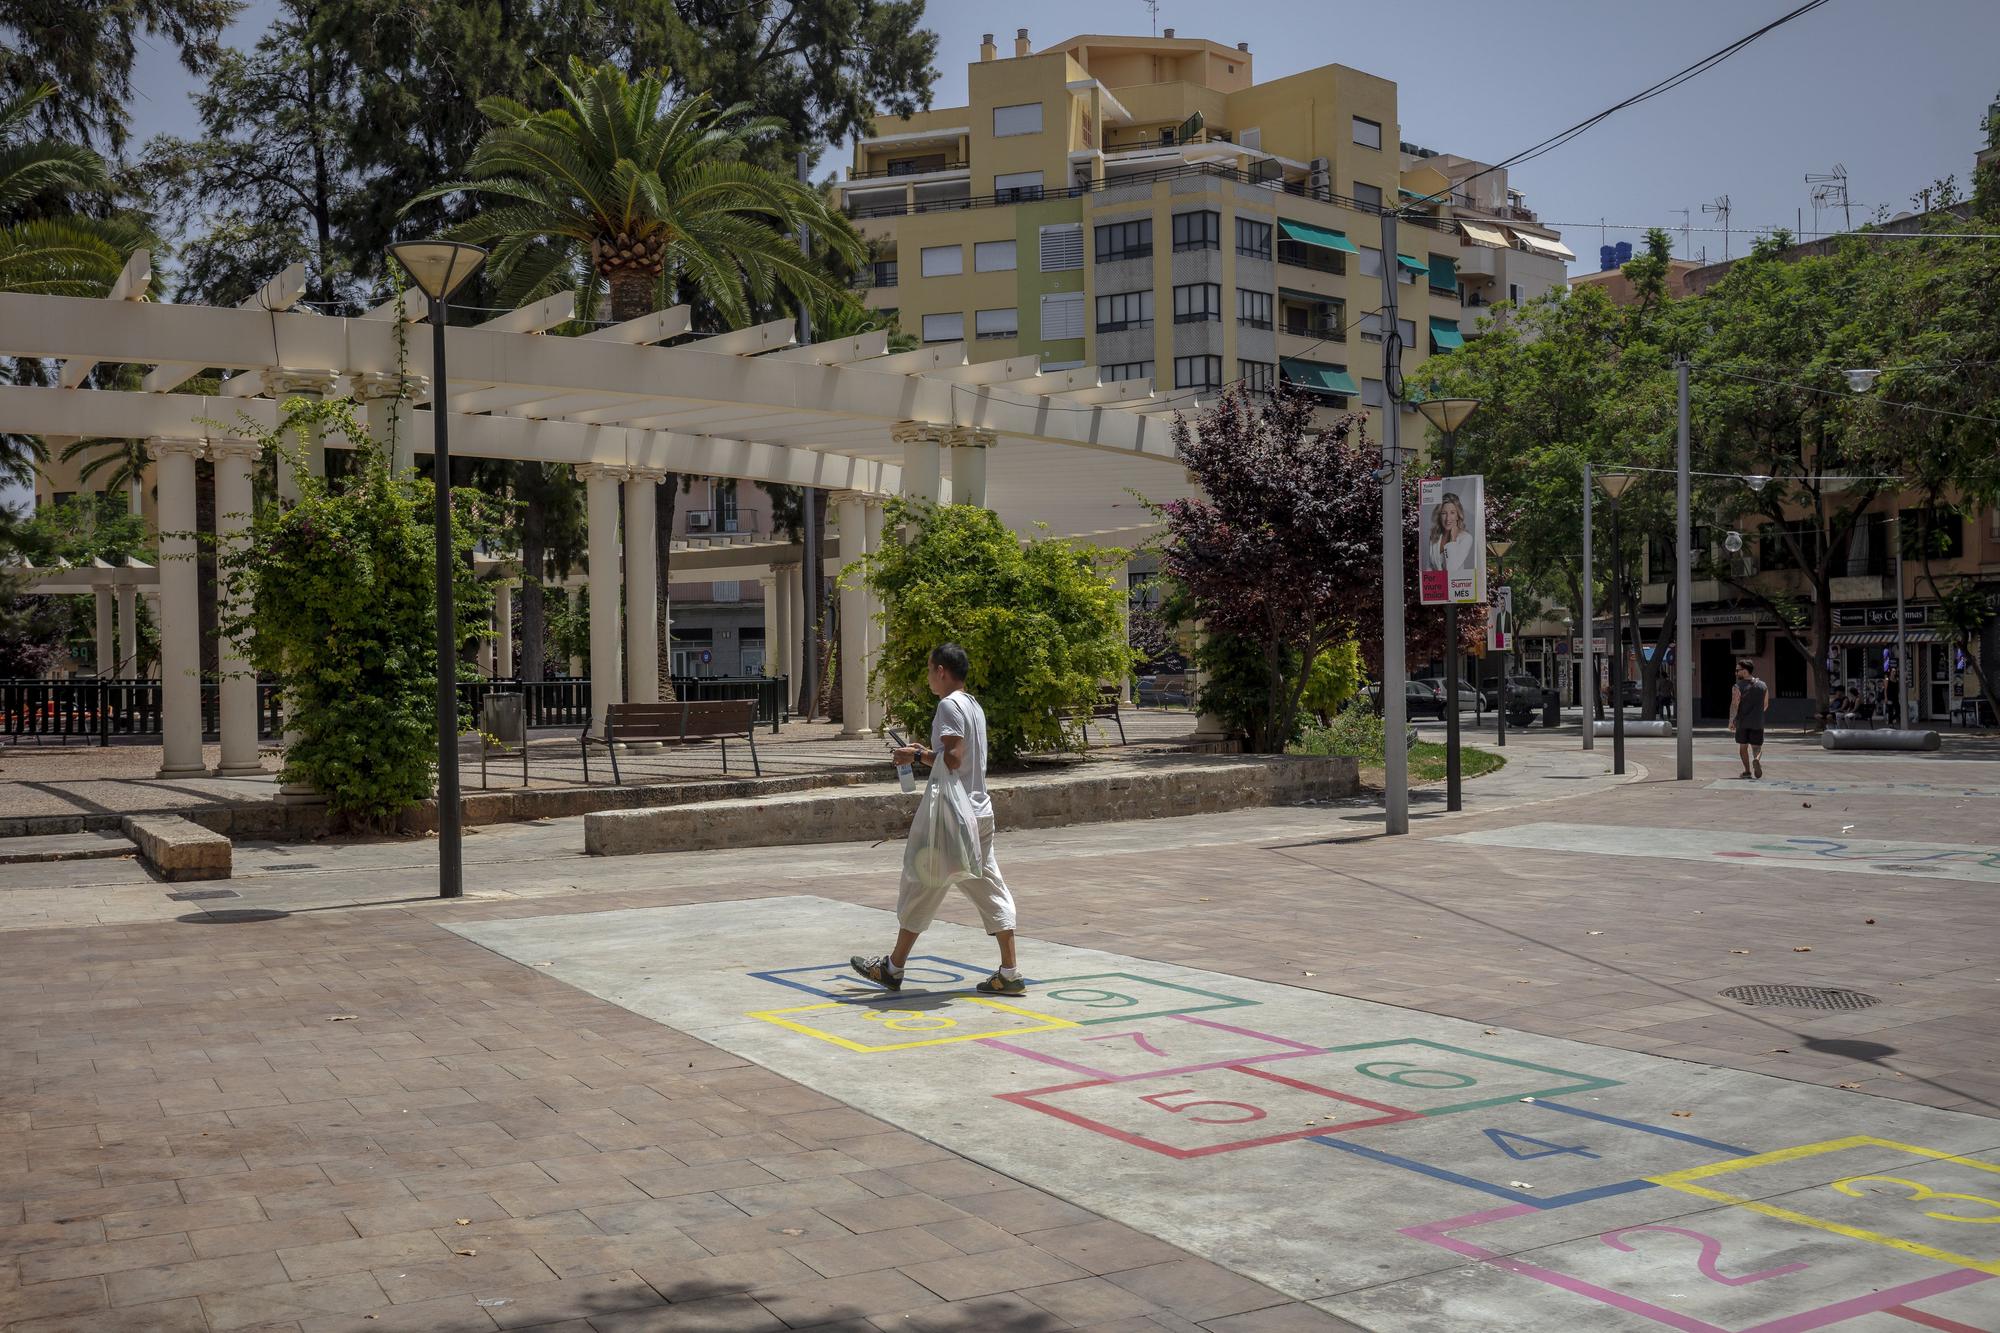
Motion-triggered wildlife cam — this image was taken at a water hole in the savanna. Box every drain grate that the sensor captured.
[1721,984,1880,1012]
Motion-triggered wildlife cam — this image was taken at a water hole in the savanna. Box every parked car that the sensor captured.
[1601,678,1644,707]
[1482,673,1546,711]
[1417,677,1484,715]
[1367,679,1446,719]
[1135,673,1191,707]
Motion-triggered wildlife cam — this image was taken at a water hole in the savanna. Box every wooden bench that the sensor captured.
[1059,685,1128,750]
[580,700,761,783]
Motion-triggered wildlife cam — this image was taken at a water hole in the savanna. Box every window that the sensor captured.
[1352,115,1382,149]
[993,102,1043,137]
[993,170,1043,202]
[1174,355,1223,392]
[711,580,740,602]
[1095,289,1153,332]
[1359,246,1384,278]
[886,154,946,176]
[1352,182,1383,211]
[1900,508,1965,560]
[1173,282,1221,324]
[921,311,964,343]
[1236,217,1273,260]
[1236,288,1273,330]
[1095,218,1152,263]
[1398,317,1416,346]
[716,485,739,532]
[1240,359,1274,394]
[920,244,963,277]
[1361,378,1386,408]
[975,307,1019,340]
[1172,210,1220,251]
[1359,312,1383,343]
[1775,636,1809,700]
[1040,223,1083,271]
[1104,361,1154,383]
[1040,291,1085,340]
[973,240,1017,272]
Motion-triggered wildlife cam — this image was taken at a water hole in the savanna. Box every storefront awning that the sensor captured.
[1278,219,1359,254]
[1460,220,1510,248]
[1429,317,1464,350]
[1831,630,1941,646]
[1516,233,1576,261]
[1279,358,1358,395]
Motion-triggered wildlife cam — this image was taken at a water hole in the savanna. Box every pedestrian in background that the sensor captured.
[1728,658,1767,779]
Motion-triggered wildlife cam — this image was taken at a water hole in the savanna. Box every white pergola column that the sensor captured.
[92,586,114,677]
[757,574,778,677]
[267,370,336,498]
[772,561,798,684]
[947,429,995,509]
[895,422,943,502]
[494,580,514,680]
[211,438,263,776]
[834,492,872,738]
[148,436,207,778]
[863,497,888,731]
[355,370,427,473]
[624,468,664,705]
[115,582,137,676]
[577,464,625,730]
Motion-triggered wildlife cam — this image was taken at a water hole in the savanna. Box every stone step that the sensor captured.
[0,829,139,866]
[584,754,1355,857]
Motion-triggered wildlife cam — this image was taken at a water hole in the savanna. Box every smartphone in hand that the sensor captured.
[885,729,908,749]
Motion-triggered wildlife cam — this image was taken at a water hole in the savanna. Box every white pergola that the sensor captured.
[0,252,1188,778]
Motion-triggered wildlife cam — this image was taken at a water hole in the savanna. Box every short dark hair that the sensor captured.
[1736,658,1756,674]
[930,643,970,681]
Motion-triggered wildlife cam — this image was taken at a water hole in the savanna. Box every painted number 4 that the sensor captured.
[1483,1129,1600,1162]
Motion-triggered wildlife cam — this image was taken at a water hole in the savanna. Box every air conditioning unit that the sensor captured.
[686,510,712,531]
[1308,157,1331,192]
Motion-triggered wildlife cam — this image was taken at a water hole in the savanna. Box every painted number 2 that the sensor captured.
[1600,1226,1809,1286]
[1833,1175,2000,1223]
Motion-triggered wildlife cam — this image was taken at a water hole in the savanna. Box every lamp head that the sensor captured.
[389,240,488,301]
[1596,471,1638,501]
[1724,531,1744,554]
[1489,539,1513,558]
[1742,474,1771,494]
[1413,396,1481,434]
[1843,368,1881,393]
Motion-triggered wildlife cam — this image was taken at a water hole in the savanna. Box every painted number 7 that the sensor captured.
[1139,1089,1266,1124]
[1081,1031,1168,1057]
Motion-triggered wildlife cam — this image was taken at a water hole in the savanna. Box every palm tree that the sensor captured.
[411,57,862,697]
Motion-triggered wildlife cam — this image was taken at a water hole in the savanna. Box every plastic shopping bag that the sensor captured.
[902,761,981,892]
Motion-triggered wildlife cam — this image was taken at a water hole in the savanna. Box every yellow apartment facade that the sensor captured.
[839,28,1570,436]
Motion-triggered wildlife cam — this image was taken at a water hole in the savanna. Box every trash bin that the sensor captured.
[1542,690,1561,728]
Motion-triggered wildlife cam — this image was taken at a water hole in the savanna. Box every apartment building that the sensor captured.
[1402,149,1574,320]
[840,28,1545,434]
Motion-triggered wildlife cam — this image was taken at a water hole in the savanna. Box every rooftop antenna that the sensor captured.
[1807,163,1850,234]
[1671,208,1691,258]
[1702,194,1732,260]
[1139,0,1161,36]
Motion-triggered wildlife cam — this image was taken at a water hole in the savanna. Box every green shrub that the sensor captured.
[1296,698,1385,761]
[860,499,1133,762]
[1302,640,1363,722]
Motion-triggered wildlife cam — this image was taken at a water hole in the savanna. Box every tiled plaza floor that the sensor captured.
[0,728,1994,1330]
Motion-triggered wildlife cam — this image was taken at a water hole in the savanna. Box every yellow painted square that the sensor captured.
[748,998,1079,1052]
[1647,1135,2000,1275]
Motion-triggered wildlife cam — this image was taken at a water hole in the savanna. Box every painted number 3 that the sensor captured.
[1833,1175,2000,1223]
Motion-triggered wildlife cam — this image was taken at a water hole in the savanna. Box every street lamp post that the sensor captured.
[1598,472,1639,777]
[1581,463,1594,752]
[1413,397,1480,812]
[1674,357,1694,780]
[389,239,488,901]
[1491,540,1512,747]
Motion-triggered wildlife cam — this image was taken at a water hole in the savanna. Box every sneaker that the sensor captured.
[850,956,903,992]
[976,971,1027,997]
[1753,757,1764,779]
[1740,770,1753,779]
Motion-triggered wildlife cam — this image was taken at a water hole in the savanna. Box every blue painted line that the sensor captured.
[1532,1100,1752,1154]
[1311,1136,1655,1209]
[748,956,992,999]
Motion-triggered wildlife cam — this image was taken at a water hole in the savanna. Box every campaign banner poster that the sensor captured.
[1419,474,1485,605]
[1489,586,1514,652]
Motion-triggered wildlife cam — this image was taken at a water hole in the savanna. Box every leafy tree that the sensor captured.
[1303,640,1364,723]
[214,399,498,829]
[860,499,1132,762]
[0,0,237,153]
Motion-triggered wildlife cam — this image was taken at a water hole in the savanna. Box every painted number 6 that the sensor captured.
[1355,1061,1477,1089]
[1138,1089,1266,1124]
[1601,1225,1808,1286]
[1833,1175,2000,1223]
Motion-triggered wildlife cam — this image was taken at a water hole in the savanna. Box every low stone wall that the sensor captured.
[583,754,1356,857]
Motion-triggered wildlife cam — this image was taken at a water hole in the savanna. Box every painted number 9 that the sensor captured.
[1833,1175,2000,1224]
[1047,988,1139,1008]
[861,1009,955,1032]
[1355,1061,1478,1089]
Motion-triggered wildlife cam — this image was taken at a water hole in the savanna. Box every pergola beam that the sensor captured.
[868,343,965,375]
[140,263,308,393]
[585,305,692,344]
[478,292,574,334]
[922,354,1042,386]
[686,318,796,357]
[1017,366,1102,396]
[1055,380,1157,407]
[765,331,889,365]
[57,248,151,389]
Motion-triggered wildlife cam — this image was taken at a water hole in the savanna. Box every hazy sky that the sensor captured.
[10,0,1992,511]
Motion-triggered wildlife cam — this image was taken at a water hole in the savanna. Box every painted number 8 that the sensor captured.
[1355,1061,1478,1089]
[1833,1175,2000,1224]
[861,1009,955,1032]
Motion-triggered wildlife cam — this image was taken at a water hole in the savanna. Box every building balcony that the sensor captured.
[848,160,968,182]
[1455,243,1501,279]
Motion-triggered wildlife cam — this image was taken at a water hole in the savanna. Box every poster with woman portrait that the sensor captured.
[1418,474,1485,605]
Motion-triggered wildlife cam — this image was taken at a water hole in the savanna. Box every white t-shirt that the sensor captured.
[931,690,991,816]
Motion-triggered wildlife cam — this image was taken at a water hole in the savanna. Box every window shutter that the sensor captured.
[1040,292,1085,340]
[1039,224,1082,271]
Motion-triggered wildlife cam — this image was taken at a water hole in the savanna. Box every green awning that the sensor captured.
[1278,287,1339,305]
[1279,358,1358,395]
[1278,219,1360,254]
[1428,255,1457,290]
[1396,253,1430,275]
[1430,317,1463,350]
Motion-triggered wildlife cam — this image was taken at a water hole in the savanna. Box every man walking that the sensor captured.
[1729,657,1767,779]
[852,644,1023,996]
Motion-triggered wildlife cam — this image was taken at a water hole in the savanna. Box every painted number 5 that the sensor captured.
[1601,1226,1808,1286]
[1833,1175,2000,1223]
[1139,1089,1266,1124]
